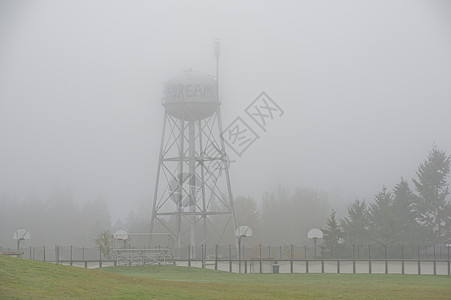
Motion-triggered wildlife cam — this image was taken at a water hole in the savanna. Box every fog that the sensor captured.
[1,0,451,233]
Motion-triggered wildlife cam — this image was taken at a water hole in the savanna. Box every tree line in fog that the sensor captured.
[233,146,451,248]
[323,146,451,249]
[1,146,449,248]
[0,189,111,247]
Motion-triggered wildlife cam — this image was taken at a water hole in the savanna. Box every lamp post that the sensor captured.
[236,225,253,273]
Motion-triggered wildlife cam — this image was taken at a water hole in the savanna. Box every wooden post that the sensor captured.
[70,246,73,266]
[321,244,324,273]
[43,246,46,262]
[352,245,356,274]
[368,244,371,274]
[337,260,340,274]
[290,244,294,274]
[56,246,59,264]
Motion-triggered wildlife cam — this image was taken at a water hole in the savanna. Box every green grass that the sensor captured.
[1,255,451,299]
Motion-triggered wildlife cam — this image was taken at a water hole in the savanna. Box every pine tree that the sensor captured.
[322,210,343,252]
[412,146,451,242]
[368,186,395,245]
[392,178,423,244]
[340,199,370,246]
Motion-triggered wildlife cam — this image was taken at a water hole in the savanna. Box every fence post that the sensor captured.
[417,244,421,275]
[280,245,282,260]
[401,244,404,275]
[259,244,262,274]
[385,245,388,274]
[368,244,371,274]
[202,244,205,268]
[245,259,247,273]
[229,244,232,273]
[99,247,102,268]
[352,245,356,274]
[433,244,436,275]
[30,246,32,259]
[290,244,293,274]
[188,244,191,267]
[448,245,450,276]
[56,246,59,264]
[70,246,73,266]
[321,244,324,273]
[43,246,46,262]
[215,245,218,270]
[201,244,205,269]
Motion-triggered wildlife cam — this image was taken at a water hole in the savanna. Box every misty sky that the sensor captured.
[1,0,451,222]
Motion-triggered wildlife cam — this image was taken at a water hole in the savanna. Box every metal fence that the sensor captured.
[0,245,116,268]
[1,244,450,275]
[174,243,451,261]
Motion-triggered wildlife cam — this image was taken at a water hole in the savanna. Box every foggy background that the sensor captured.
[1,0,451,244]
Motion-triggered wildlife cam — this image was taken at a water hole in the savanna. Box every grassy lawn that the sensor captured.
[1,255,450,299]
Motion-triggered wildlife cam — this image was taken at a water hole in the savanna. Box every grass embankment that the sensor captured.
[1,255,451,299]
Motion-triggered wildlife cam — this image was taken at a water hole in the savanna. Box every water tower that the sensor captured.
[150,41,236,256]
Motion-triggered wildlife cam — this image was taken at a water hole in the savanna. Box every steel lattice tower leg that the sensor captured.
[150,107,236,257]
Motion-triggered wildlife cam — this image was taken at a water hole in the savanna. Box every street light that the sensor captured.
[235,225,252,273]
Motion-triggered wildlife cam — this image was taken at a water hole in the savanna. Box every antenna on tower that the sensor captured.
[214,39,220,96]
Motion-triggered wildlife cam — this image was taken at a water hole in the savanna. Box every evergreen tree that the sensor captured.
[412,146,451,242]
[322,210,343,252]
[392,178,423,244]
[368,186,395,245]
[340,199,370,246]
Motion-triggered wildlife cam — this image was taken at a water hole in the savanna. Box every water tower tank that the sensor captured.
[163,70,219,121]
